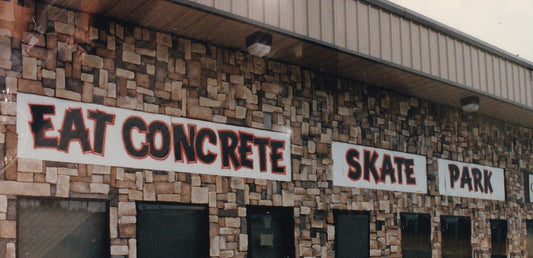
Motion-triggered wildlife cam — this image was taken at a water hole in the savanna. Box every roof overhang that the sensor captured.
[39,0,533,128]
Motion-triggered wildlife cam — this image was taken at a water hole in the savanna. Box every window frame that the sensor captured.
[333,210,370,258]
[400,212,432,257]
[246,205,295,258]
[526,220,533,258]
[136,201,209,258]
[490,219,508,258]
[440,215,472,258]
[17,197,110,258]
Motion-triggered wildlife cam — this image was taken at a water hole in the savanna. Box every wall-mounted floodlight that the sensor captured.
[461,96,480,112]
[246,31,272,57]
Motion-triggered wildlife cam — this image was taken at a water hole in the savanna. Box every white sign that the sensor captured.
[332,141,427,194]
[438,159,505,201]
[16,93,291,181]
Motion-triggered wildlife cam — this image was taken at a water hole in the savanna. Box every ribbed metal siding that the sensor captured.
[187,0,533,108]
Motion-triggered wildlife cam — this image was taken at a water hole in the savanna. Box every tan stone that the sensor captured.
[0,36,10,60]
[81,73,94,82]
[123,51,141,65]
[111,245,129,256]
[90,165,111,175]
[262,82,282,94]
[119,224,135,238]
[156,32,172,47]
[110,207,118,238]
[155,89,170,99]
[82,82,94,102]
[119,216,136,224]
[155,182,175,193]
[213,115,227,123]
[175,58,186,74]
[5,77,17,93]
[191,43,206,54]
[57,42,72,62]
[42,69,56,79]
[219,227,233,235]
[225,217,241,228]
[6,242,15,258]
[156,44,168,62]
[0,181,50,196]
[71,181,90,193]
[129,190,143,200]
[48,6,67,21]
[108,82,117,98]
[0,220,16,238]
[98,69,108,88]
[22,56,37,80]
[0,28,12,37]
[56,68,66,89]
[55,22,75,35]
[18,158,43,173]
[136,73,150,87]
[137,87,154,96]
[0,58,11,69]
[164,107,183,117]
[191,175,201,186]
[210,236,220,257]
[191,186,209,204]
[171,81,182,100]
[143,184,156,201]
[0,195,7,213]
[56,174,70,197]
[157,194,180,202]
[90,183,110,194]
[239,234,248,251]
[199,97,223,107]
[56,89,81,101]
[136,48,156,57]
[128,239,137,258]
[230,178,245,190]
[117,96,137,109]
[58,167,78,176]
[17,172,34,182]
[187,100,212,121]
[116,68,135,79]
[46,167,57,184]
[282,190,294,206]
[143,170,153,183]
[146,64,155,75]
[82,53,104,68]
[118,202,136,216]
[236,106,246,119]
[230,75,244,84]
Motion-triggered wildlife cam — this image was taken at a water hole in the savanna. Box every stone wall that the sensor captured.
[0,1,532,257]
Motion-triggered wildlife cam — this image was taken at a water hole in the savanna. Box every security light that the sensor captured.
[246,31,272,57]
[461,96,480,112]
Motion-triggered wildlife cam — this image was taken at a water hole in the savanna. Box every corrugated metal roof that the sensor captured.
[36,0,533,128]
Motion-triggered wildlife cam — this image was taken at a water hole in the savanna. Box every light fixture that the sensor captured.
[246,31,272,57]
[461,96,479,112]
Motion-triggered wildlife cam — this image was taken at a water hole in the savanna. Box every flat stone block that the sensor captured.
[0,181,50,196]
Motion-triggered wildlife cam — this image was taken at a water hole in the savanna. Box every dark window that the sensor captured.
[527,220,533,258]
[247,206,294,258]
[334,210,369,258]
[400,213,431,257]
[490,219,507,258]
[18,198,108,258]
[136,202,208,258]
[441,216,471,258]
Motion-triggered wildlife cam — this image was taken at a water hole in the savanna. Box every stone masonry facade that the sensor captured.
[0,1,532,257]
